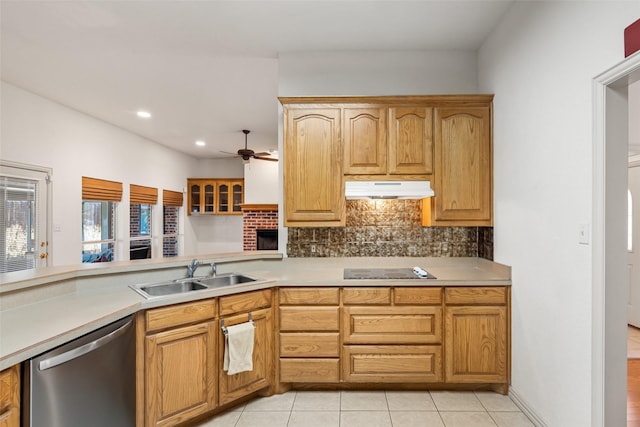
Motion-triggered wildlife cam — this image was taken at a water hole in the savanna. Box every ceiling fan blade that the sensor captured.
[253,155,278,162]
[253,152,272,157]
[219,150,240,157]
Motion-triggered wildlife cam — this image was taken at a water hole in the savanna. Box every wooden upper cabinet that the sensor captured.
[343,107,387,175]
[433,107,492,226]
[187,179,244,216]
[283,107,345,227]
[388,107,434,175]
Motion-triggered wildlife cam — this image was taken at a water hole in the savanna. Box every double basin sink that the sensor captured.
[130,273,259,299]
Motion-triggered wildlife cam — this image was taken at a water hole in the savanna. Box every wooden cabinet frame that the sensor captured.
[187,178,244,216]
[280,95,493,226]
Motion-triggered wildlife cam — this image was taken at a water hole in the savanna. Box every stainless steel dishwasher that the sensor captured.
[23,314,135,427]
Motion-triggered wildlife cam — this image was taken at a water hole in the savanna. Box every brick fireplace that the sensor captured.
[242,204,278,251]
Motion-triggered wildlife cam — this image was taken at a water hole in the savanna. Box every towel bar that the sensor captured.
[221,312,253,336]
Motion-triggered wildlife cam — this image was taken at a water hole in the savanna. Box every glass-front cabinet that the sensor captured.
[187,179,244,216]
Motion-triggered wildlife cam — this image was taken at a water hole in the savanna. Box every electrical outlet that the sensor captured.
[311,245,316,253]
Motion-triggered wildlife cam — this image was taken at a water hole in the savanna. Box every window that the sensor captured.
[82,201,116,262]
[1,162,50,273]
[130,184,157,260]
[162,189,183,257]
[630,189,633,252]
[82,176,122,263]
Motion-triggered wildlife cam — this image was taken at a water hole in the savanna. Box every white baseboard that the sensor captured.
[509,387,549,427]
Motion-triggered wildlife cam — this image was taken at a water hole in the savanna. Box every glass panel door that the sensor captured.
[0,162,50,272]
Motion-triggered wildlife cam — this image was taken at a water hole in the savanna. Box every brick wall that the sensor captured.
[243,208,278,250]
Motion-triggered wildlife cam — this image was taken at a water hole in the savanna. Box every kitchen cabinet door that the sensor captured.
[217,180,244,215]
[0,365,20,427]
[433,107,492,225]
[218,307,273,406]
[145,321,217,427]
[444,305,507,384]
[187,179,216,216]
[283,107,345,227]
[343,107,387,175]
[388,107,434,175]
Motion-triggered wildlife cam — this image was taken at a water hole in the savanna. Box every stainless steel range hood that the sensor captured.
[345,180,434,199]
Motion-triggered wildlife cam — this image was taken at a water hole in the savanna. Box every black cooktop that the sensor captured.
[343,268,436,280]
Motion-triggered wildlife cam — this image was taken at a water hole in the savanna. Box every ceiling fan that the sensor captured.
[221,129,278,162]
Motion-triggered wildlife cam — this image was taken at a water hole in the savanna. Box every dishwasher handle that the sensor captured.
[38,319,133,371]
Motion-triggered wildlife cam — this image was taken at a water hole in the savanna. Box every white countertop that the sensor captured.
[0,253,510,371]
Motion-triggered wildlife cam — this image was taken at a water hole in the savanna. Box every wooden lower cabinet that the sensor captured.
[343,345,442,383]
[279,287,341,383]
[443,286,509,388]
[0,365,20,427]
[444,306,507,384]
[341,289,444,385]
[218,307,273,406]
[145,321,217,427]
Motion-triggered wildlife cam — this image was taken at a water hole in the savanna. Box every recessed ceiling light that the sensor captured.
[195,140,206,147]
[136,110,151,118]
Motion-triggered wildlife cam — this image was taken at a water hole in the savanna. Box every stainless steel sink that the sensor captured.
[130,273,259,299]
[131,279,207,298]
[195,273,257,288]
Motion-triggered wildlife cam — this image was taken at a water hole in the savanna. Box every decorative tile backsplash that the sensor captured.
[287,200,493,260]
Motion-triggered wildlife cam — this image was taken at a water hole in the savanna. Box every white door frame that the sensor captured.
[593,51,640,426]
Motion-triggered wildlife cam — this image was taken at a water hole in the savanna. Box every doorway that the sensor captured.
[629,163,640,328]
[0,161,51,272]
[593,53,640,426]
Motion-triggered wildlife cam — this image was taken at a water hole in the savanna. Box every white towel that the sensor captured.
[223,321,255,375]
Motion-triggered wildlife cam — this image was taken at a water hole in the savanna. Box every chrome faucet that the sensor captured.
[209,263,217,277]
[187,259,200,278]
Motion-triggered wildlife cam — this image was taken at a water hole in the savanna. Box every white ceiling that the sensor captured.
[0,1,514,159]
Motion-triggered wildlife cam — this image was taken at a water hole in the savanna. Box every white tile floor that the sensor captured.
[192,390,535,427]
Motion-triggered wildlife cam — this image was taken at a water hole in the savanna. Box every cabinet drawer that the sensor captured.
[146,299,217,332]
[343,287,391,305]
[343,306,442,344]
[220,289,272,316]
[280,288,339,305]
[280,333,340,357]
[445,287,506,305]
[280,307,340,331]
[343,345,442,383]
[394,287,442,305]
[280,358,340,383]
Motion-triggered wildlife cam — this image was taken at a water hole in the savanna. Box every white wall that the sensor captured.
[478,3,640,426]
[0,82,246,264]
[279,50,478,96]
[244,159,278,204]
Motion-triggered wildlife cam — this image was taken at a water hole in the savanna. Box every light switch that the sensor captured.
[578,223,590,245]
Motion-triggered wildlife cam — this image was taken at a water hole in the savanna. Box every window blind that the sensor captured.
[130,184,158,205]
[82,176,123,202]
[1,175,38,273]
[163,189,183,207]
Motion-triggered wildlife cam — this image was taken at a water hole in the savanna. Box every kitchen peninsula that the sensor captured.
[0,253,511,427]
